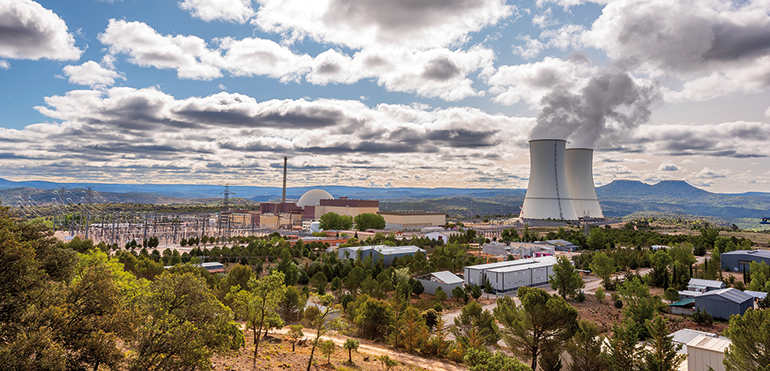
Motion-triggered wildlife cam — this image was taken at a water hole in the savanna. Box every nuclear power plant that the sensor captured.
[521,139,604,221]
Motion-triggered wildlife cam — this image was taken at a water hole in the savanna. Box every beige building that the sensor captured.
[379,211,446,231]
[308,197,379,219]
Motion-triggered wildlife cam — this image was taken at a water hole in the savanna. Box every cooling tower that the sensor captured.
[521,139,579,221]
[565,148,604,219]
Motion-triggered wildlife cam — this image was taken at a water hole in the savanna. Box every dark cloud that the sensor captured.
[315,61,342,74]
[426,129,499,147]
[704,22,770,62]
[0,0,81,61]
[177,105,354,129]
[325,0,486,34]
[421,57,461,81]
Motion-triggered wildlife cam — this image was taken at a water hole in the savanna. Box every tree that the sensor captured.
[131,271,244,371]
[217,263,252,301]
[452,285,465,301]
[278,285,306,324]
[463,348,532,371]
[493,287,578,371]
[399,307,429,353]
[305,294,342,371]
[566,320,608,371]
[605,320,638,371]
[319,339,336,363]
[379,355,398,371]
[539,346,563,371]
[310,271,328,295]
[590,252,616,289]
[549,256,584,299]
[435,286,448,302]
[452,300,499,353]
[354,213,386,231]
[723,308,770,371]
[595,287,605,303]
[639,316,685,371]
[343,338,360,364]
[319,212,353,231]
[287,325,304,352]
[618,277,657,340]
[664,287,679,303]
[226,270,285,363]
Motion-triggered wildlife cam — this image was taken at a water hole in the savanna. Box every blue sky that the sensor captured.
[1,0,769,193]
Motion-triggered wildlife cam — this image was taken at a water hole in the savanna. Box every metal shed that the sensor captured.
[694,288,753,320]
[686,335,730,371]
[720,250,770,272]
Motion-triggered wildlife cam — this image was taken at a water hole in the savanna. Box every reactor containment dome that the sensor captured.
[297,189,334,207]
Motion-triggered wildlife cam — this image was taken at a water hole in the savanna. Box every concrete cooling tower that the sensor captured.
[565,148,604,219]
[521,139,579,221]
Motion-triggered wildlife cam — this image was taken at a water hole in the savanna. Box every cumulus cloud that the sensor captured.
[63,60,124,87]
[487,56,598,106]
[179,0,255,23]
[307,46,495,101]
[0,0,82,61]
[657,162,681,172]
[0,86,535,184]
[252,0,513,49]
[0,60,8,69]
[99,19,493,100]
[629,121,770,158]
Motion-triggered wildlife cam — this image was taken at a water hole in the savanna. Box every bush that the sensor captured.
[614,299,623,309]
[575,291,586,302]
[691,307,713,325]
[595,287,605,303]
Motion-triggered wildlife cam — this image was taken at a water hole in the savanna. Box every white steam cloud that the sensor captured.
[531,70,659,148]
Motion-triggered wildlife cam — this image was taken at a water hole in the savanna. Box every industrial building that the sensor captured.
[694,288,754,320]
[258,188,380,229]
[379,211,446,231]
[337,245,426,267]
[687,278,725,292]
[670,329,730,371]
[418,271,465,297]
[720,249,770,272]
[482,242,554,258]
[520,139,604,221]
[463,256,558,293]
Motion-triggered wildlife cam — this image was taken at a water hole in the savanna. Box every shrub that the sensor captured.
[691,307,713,325]
[614,299,623,309]
[595,287,605,303]
[576,291,586,302]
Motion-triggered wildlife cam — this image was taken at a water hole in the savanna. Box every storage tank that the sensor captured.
[521,139,578,221]
[565,148,604,219]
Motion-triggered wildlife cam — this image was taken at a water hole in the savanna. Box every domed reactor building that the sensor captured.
[257,158,380,229]
[520,139,603,221]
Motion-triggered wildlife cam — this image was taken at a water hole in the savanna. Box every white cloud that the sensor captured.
[657,162,681,172]
[217,36,313,82]
[0,60,8,69]
[512,35,545,59]
[252,0,513,49]
[63,60,124,87]
[532,8,558,28]
[630,121,770,158]
[179,0,255,23]
[0,0,82,61]
[0,86,535,185]
[217,84,227,90]
[487,56,598,106]
[307,46,496,101]
[99,19,223,80]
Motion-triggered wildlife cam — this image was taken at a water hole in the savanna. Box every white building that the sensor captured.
[463,256,558,294]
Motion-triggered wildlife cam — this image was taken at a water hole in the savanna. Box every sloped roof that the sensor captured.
[697,288,753,304]
[431,271,464,285]
[688,278,725,289]
[671,329,717,345]
[669,299,695,307]
[721,249,770,258]
[687,335,731,352]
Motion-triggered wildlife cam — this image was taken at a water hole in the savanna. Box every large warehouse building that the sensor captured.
[379,211,446,231]
[720,249,770,272]
[463,256,558,294]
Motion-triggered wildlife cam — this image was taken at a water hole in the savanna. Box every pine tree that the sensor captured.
[638,315,685,371]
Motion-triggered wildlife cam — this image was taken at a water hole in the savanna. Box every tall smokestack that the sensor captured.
[281,157,287,204]
[520,139,578,221]
[565,148,603,219]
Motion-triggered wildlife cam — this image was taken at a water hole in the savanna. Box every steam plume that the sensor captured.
[531,70,659,148]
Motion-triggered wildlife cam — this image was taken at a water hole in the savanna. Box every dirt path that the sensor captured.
[272,328,467,371]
